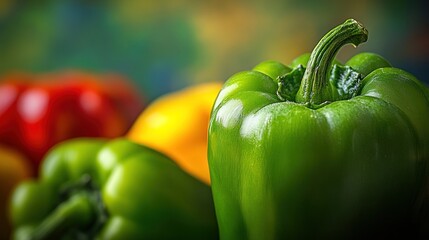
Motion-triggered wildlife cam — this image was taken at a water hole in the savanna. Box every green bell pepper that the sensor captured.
[10,138,218,239]
[208,19,429,239]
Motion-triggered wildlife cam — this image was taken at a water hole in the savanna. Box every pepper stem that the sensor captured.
[295,19,368,107]
[31,192,96,240]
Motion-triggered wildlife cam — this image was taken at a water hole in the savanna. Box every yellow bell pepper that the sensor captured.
[127,82,222,185]
[0,145,31,240]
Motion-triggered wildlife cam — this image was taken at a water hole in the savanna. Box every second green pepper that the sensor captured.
[10,138,218,239]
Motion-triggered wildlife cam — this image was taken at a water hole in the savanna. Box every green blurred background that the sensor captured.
[0,0,427,100]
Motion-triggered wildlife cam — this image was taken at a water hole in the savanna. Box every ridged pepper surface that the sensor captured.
[208,19,429,239]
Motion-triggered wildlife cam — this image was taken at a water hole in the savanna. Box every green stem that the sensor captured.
[295,19,368,107]
[31,193,96,240]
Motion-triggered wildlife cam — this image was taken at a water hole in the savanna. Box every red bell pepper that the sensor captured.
[0,71,144,172]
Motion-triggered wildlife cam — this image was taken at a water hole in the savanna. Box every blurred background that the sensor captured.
[0,0,427,100]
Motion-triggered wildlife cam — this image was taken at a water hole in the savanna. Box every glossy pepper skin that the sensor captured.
[10,138,218,239]
[0,145,31,240]
[0,72,144,170]
[128,82,222,185]
[208,19,429,239]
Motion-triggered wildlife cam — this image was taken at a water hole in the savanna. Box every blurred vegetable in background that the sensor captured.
[0,72,144,172]
[0,145,31,240]
[10,138,218,239]
[128,82,222,185]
